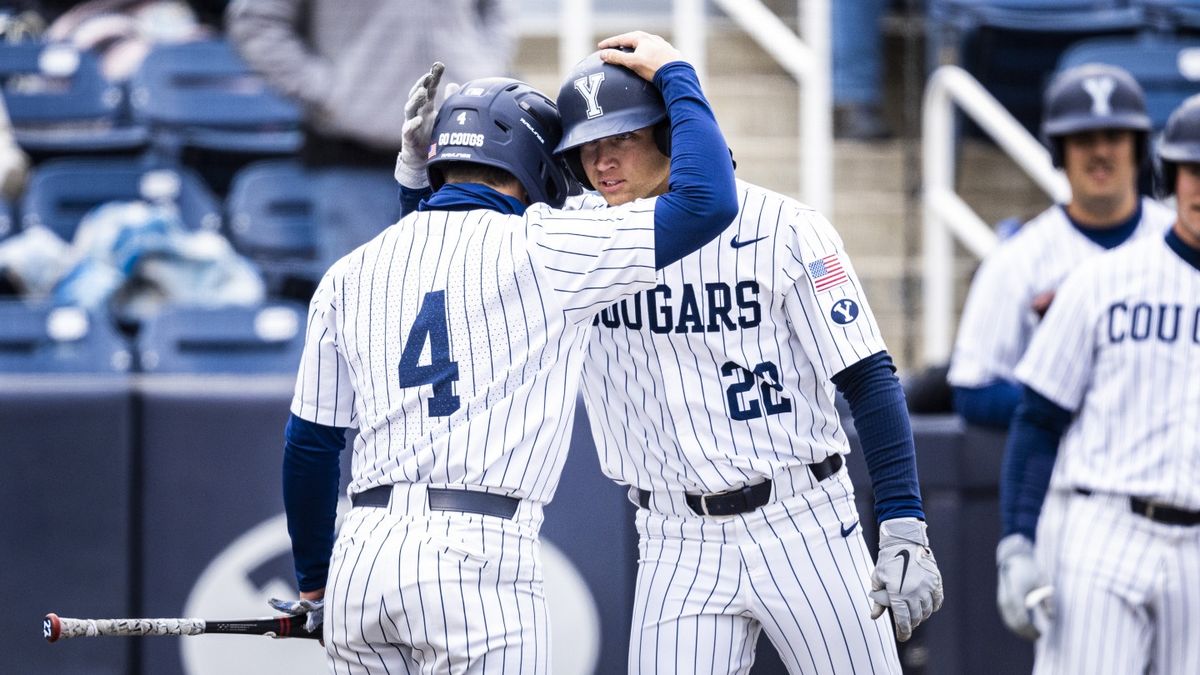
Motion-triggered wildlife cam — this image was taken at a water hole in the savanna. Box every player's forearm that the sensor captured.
[282,414,347,592]
[398,184,432,217]
[999,386,1071,540]
[832,351,925,522]
[952,381,1022,428]
[651,61,738,268]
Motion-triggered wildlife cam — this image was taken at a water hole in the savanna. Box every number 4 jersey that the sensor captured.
[290,199,659,503]
[579,180,886,494]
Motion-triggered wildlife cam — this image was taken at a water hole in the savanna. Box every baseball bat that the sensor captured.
[43,612,321,642]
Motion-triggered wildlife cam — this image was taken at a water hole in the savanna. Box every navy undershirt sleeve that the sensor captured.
[282,413,347,592]
[999,386,1073,540]
[650,61,738,268]
[399,184,431,216]
[952,380,1022,429]
[831,351,925,523]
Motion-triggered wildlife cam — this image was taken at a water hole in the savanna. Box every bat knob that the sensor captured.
[44,613,61,643]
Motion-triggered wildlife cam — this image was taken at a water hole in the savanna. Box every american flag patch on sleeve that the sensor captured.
[808,253,849,293]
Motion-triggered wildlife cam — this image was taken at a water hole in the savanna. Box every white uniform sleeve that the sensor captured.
[948,247,1034,387]
[290,260,357,427]
[523,197,658,323]
[1013,265,1098,411]
[783,207,888,378]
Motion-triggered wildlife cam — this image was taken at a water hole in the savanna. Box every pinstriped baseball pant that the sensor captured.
[629,469,901,675]
[322,485,549,675]
[1034,491,1200,675]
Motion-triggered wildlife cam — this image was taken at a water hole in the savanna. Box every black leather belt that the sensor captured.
[352,485,520,520]
[1074,488,1200,526]
[637,453,844,516]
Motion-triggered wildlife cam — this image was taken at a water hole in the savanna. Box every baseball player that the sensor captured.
[554,48,943,674]
[949,63,1175,429]
[398,42,944,674]
[996,93,1200,674]
[274,33,738,674]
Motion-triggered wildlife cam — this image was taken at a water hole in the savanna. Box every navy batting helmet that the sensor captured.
[426,77,572,208]
[555,50,670,189]
[1041,63,1151,168]
[1156,93,1200,197]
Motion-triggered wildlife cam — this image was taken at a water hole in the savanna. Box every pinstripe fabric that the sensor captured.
[1034,492,1200,675]
[290,199,658,674]
[949,198,1173,389]
[1016,235,1200,509]
[567,181,901,672]
[629,471,900,675]
[1014,232,1200,673]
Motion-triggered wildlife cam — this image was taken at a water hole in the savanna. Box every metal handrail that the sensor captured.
[921,64,1069,364]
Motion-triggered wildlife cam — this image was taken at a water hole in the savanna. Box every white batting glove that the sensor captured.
[869,517,945,642]
[394,62,460,189]
[996,533,1052,640]
[268,597,324,634]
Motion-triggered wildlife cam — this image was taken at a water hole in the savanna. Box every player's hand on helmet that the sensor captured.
[869,517,945,642]
[268,593,325,635]
[596,31,683,82]
[395,61,460,189]
[996,533,1052,640]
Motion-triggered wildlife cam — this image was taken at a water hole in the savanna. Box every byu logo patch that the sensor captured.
[830,299,859,325]
[574,73,606,119]
[1082,76,1116,116]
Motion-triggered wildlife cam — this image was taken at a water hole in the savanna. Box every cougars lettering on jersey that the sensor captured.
[579,180,886,494]
[290,198,660,503]
[949,198,1175,388]
[1015,234,1200,509]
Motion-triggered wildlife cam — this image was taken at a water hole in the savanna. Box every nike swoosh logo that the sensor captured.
[730,235,769,249]
[896,550,911,593]
[840,520,858,537]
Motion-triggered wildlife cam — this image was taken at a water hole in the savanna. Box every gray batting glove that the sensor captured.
[869,517,945,642]
[996,533,1051,640]
[394,62,460,189]
[268,597,324,634]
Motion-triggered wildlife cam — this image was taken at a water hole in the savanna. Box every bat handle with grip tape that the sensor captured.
[43,612,321,642]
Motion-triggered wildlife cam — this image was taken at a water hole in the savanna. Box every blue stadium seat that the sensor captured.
[136,301,306,374]
[0,41,148,155]
[1137,0,1200,31]
[129,39,302,156]
[1057,35,1200,131]
[0,198,13,240]
[226,159,322,298]
[20,157,221,241]
[929,0,1146,135]
[0,301,132,373]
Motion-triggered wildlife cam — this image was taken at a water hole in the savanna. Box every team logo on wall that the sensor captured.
[183,505,600,674]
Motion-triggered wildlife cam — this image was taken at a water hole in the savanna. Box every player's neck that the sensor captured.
[1065,191,1138,229]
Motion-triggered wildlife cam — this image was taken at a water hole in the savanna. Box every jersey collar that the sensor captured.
[1059,200,1142,250]
[417,183,526,216]
[1165,228,1200,272]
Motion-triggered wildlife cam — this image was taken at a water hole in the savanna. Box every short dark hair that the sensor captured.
[439,162,521,192]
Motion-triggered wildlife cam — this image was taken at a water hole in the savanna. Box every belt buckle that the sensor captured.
[1142,500,1159,520]
[699,494,713,516]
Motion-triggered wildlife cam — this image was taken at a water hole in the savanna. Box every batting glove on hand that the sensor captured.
[869,517,945,642]
[394,61,460,189]
[996,533,1051,640]
[268,597,324,634]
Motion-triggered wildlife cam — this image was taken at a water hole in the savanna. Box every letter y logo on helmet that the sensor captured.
[1083,76,1115,117]
[573,73,606,119]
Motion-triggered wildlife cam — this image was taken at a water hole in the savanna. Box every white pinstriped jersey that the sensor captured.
[949,198,1174,388]
[1015,233,1200,509]
[290,199,659,503]
[575,180,887,493]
